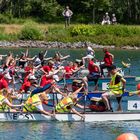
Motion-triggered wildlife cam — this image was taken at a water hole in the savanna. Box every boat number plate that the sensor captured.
[102,82,109,90]
[128,100,140,110]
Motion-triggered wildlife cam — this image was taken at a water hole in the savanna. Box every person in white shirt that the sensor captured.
[62,6,73,27]
[101,12,111,25]
[87,46,95,56]
[111,14,117,24]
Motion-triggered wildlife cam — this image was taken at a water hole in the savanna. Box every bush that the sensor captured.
[71,24,96,36]
[0,14,11,24]
[46,24,140,46]
[70,24,140,37]
[19,24,45,40]
[0,23,140,47]
[0,33,17,41]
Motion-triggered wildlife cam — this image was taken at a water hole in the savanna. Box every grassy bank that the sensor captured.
[0,22,140,47]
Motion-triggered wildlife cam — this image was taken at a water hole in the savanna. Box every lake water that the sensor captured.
[0,48,140,140]
[0,121,140,140]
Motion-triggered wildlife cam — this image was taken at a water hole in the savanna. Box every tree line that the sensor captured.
[0,0,139,24]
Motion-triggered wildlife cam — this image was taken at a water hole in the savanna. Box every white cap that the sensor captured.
[53,75,59,82]
[87,46,93,51]
[28,75,36,80]
[106,12,108,15]
[86,55,94,59]
[4,73,12,80]
[75,59,82,63]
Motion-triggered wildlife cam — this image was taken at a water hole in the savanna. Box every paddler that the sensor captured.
[129,83,140,96]
[85,42,95,57]
[0,72,14,97]
[0,88,23,112]
[23,91,55,117]
[64,61,74,79]
[82,54,100,91]
[19,74,37,94]
[101,65,126,111]
[53,52,70,69]
[23,80,66,117]
[40,60,63,87]
[64,61,84,78]
[54,84,85,120]
[100,48,114,77]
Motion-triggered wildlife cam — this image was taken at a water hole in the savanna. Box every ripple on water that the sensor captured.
[0,119,140,139]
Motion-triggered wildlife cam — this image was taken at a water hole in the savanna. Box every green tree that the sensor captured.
[0,0,139,24]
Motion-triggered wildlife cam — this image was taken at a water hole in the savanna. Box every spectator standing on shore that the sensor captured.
[111,13,117,24]
[62,6,73,28]
[101,12,111,25]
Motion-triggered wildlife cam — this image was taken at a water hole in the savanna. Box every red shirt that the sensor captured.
[40,75,53,87]
[64,66,73,79]
[72,65,77,70]
[23,76,28,83]
[24,66,33,72]
[104,51,113,66]
[42,65,52,72]
[20,81,31,93]
[0,78,8,90]
[24,66,33,77]
[88,60,99,73]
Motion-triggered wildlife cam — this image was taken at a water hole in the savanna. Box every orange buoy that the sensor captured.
[116,133,139,140]
[137,83,140,90]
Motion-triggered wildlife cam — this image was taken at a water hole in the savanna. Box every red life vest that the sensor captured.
[88,60,99,73]
[104,51,113,66]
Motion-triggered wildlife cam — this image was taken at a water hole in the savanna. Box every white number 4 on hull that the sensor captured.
[128,101,140,110]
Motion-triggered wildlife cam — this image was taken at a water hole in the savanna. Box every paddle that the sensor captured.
[44,50,48,57]
[129,90,140,96]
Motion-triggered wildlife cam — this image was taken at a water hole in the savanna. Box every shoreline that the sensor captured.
[0,40,139,50]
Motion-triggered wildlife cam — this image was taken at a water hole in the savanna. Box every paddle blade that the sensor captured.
[121,61,131,68]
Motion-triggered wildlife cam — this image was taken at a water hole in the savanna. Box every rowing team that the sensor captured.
[0,73,140,121]
[0,47,116,90]
[0,47,127,96]
[0,48,137,119]
[0,79,89,120]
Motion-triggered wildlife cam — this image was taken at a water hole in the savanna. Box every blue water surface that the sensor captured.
[0,121,140,140]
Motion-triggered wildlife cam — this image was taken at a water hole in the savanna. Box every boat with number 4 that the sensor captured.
[0,91,140,122]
